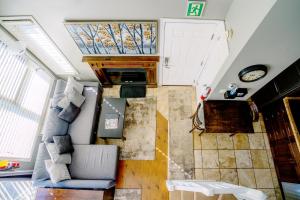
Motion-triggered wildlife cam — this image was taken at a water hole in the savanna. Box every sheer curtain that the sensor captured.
[0,40,53,160]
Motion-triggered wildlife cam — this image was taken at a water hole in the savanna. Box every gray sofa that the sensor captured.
[32,80,119,189]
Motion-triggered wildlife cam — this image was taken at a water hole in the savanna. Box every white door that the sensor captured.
[195,23,229,101]
[162,21,217,85]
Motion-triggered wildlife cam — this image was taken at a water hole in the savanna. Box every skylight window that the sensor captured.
[0,16,78,75]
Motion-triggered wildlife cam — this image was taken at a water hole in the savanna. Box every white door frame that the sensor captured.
[158,18,225,86]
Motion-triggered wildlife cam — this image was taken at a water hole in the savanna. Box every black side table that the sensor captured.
[97,97,128,140]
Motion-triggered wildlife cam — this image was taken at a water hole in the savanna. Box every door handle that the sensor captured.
[164,57,170,66]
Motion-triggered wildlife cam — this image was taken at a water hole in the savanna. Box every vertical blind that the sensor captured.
[0,40,53,160]
[0,180,36,200]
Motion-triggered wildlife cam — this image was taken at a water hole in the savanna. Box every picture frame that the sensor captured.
[65,20,158,55]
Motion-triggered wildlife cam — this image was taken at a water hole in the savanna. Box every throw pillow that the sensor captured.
[44,160,71,183]
[45,143,71,164]
[41,107,69,143]
[57,88,85,109]
[64,77,84,95]
[57,103,81,123]
[53,135,74,154]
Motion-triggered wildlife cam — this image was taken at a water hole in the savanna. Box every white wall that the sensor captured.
[0,0,233,80]
[209,0,300,100]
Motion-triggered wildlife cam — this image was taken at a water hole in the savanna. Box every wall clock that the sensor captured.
[238,65,268,82]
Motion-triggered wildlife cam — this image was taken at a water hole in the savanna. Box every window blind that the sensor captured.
[0,40,53,160]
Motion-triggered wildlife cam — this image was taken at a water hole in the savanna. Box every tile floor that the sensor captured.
[193,114,283,200]
[103,85,283,200]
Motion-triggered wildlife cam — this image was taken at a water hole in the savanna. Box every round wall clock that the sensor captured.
[238,65,268,82]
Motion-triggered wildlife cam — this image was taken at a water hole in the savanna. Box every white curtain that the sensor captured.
[0,40,53,160]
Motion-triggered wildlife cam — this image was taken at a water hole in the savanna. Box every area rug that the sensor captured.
[168,87,194,179]
[106,97,157,160]
[114,189,141,200]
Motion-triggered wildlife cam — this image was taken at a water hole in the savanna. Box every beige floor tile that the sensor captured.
[217,134,234,149]
[202,150,219,168]
[251,150,269,168]
[218,150,236,168]
[110,85,120,97]
[253,121,263,133]
[220,169,238,184]
[275,188,283,200]
[235,150,252,168]
[201,133,217,149]
[249,133,265,149]
[195,168,203,179]
[271,168,279,188]
[263,132,271,150]
[237,169,256,188]
[203,169,220,181]
[193,132,202,149]
[259,113,267,133]
[254,169,274,188]
[233,134,250,149]
[259,189,276,200]
[102,88,111,97]
[194,150,202,168]
[266,149,275,169]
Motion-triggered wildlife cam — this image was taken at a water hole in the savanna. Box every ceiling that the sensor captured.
[0,0,233,80]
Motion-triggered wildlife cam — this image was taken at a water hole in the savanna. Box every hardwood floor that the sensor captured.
[115,111,169,200]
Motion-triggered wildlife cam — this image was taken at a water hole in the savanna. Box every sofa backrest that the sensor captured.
[41,79,102,145]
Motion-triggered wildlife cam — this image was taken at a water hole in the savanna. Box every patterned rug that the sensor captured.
[114,189,141,200]
[105,97,157,160]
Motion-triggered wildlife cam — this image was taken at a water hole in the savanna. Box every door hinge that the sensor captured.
[211,34,215,40]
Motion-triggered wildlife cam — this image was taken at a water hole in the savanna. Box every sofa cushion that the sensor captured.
[53,135,74,154]
[33,179,115,189]
[51,80,67,108]
[41,108,69,142]
[45,143,71,164]
[69,145,118,180]
[32,143,51,181]
[57,103,81,123]
[68,87,98,144]
[44,160,71,183]
[64,77,84,95]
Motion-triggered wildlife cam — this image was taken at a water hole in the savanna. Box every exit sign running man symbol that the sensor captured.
[186,1,205,17]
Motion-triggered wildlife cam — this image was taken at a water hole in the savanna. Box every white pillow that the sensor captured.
[45,143,71,164]
[44,160,71,183]
[64,77,84,95]
[58,88,85,109]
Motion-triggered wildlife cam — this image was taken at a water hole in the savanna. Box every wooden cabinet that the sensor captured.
[83,56,159,87]
[263,101,300,183]
[253,58,300,183]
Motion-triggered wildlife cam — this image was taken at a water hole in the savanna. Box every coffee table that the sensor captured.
[35,188,106,200]
[98,97,128,140]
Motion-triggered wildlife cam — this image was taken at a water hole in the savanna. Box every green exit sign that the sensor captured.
[186,1,205,17]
